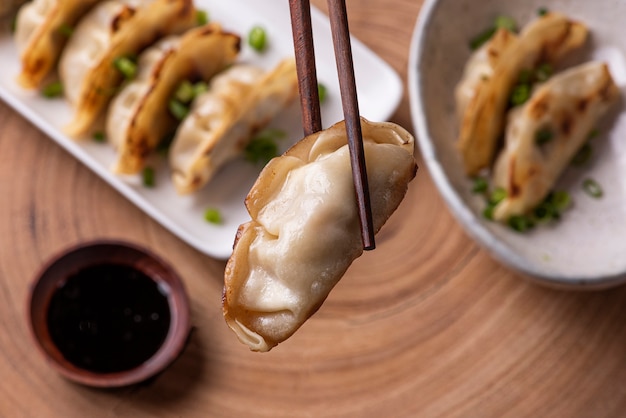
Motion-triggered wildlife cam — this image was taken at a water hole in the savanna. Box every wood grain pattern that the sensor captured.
[2,0,626,416]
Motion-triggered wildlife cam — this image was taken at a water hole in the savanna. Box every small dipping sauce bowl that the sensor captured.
[28,240,191,388]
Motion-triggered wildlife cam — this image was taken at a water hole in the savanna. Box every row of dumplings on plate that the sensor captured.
[13,0,421,353]
[14,0,299,194]
[455,11,620,227]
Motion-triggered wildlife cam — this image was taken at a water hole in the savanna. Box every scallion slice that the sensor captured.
[535,63,553,82]
[533,202,555,222]
[483,205,495,220]
[192,81,208,97]
[142,166,155,187]
[196,10,209,26]
[571,143,592,166]
[510,83,531,106]
[92,131,106,142]
[535,128,554,145]
[204,208,222,224]
[582,178,603,198]
[489,187,507,205]
[113,56,137,80]
[472,176,489,193]
[587,128,599,140]
[168,99,189,121]
[42,81,63,98]
[248,26,267,52]
[548,191,571,212]
[508,215,535,233]
[494,15,517,32]
[318,83,328,103]
[245,129,285,164]
[174,80,195,104]
[469,27,496,51]
[58,23,74,37]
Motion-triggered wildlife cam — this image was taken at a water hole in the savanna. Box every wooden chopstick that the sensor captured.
[289,0,322,136]
[288,0,376,250]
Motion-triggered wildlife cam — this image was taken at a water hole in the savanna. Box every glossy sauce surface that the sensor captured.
[47,264,171,374]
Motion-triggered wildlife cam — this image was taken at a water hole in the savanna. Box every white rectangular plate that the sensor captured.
[0,0,403,259]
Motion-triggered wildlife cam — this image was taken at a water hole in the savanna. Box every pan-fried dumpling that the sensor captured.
[14,0,100,89]
[106,23,241,174]
[169,58,298,194]
[455,28,517,120]
[59,0,198,136]
[457,12,588,175]
[223,118,418,352]
[491,61,619,221]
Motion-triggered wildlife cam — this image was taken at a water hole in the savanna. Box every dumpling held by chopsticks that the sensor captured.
[223,118,417,352]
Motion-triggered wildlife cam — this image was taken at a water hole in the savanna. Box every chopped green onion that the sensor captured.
[204,208,222,224]
[58,23,74,37]
[248,26,267,52]
[469,27,496,51]
[245,130,282,164]
[168,99,189,121]
[156,132,175,157]
[532,191,570,223]
[472,176,489,193]
[571,142,592,166]
[518,69,533,84]
[253,128,286,142]
[142,166,155,187]
[42,81,64,98]
[196,10,209,26]
[535,63,553,82]
[174,80,195,104]
[582,178,603,198]
[587,128,599,140]
[193,81,208,97]
[483,205,495,220]
[495,15,517,32]
[533,202,555,222]
[548,191,571,212]
[318,83,328,103]
[113,56,137,80]
[489,187,507,205]
[96,86,122,97]
[535,128,554,145]
[510,83,531,106]
[537,7,549,16]
[508,215,535,232]
[469,15,518,51]
[92,131,106,142]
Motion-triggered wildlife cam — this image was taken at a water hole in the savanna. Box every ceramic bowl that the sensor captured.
[28,240,191,387]
[409,0,626,288]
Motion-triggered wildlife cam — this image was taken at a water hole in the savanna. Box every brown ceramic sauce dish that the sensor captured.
[27,240,191,388]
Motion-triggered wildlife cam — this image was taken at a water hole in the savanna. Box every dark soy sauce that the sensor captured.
[47,264,171,374]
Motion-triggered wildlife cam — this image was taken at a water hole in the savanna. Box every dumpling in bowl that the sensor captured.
[491,61,619,221]
[14,0,100,89]
[59,0,198,136]
[454,28,518,120]
[457,12,588,175]
[223,118,418,352]
[169,58,299,194]
[106,23,241,174]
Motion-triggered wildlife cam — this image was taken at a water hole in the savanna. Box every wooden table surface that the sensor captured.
[3,0,626,417]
